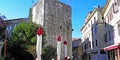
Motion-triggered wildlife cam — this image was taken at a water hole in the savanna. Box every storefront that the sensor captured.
[91,49,107,60]
[104,44,120,60]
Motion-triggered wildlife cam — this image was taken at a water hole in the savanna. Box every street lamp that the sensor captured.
[0,16,8,60]
[4,30,8,60]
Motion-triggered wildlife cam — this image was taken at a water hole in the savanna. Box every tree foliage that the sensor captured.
[12,22,39,45]
[28,8,32,22]
[3,22,39,60]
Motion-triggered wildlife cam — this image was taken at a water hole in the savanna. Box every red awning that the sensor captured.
[104,44,120,51]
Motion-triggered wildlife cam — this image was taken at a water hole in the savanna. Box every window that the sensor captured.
[108,30,111,41]
[92,27,97,35]
[106,6,113,23]
[96,40,98,47]
[100,50,106,54]
[107,15,110,23]
[89,41,91,48]
[118,24,120,36]
[59,25,62,29]
[113,0,118,13]
[105,23,107,27]
[104,33,108,42]
[95,27,97,34]
[85,44,87,50]
[10,26,12,30]
[112,27,115,38]
[86,43,88,49]
[109,8,113,21]
[94,17,96,22]
[92,41,94,48]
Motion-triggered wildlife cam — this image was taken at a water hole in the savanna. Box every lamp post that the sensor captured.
[4,30,8,60]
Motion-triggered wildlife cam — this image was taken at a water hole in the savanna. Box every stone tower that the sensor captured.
[32,0,72,59]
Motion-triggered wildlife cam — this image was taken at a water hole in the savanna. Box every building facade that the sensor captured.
[81,0,120,60]
[102,0,120,60]
[72,38,82,60]
[6,18,28,39]
[32,0,72,59]
[81,6,108,60]
[0,18,9,41]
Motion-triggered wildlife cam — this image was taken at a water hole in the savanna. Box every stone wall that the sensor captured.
[32,0,72,59]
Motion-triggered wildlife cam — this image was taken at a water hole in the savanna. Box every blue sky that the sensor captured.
[0,0,106,38]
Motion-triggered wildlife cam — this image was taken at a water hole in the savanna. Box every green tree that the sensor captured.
[3,21,46,60]
[12,22,39,44]
[12,21,46,58]
[28,8,32,22]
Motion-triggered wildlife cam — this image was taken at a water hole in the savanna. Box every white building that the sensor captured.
[102,0,120,60]
[81,6,107,60]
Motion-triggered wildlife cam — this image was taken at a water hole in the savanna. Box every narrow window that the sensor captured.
[110,8,113,21]
[94,17,96,22]
[89,41,91,48]
[118,24,120,36]
[96,40,98,47]
[92,41,94,48]
[108,30,111,41]
[107,15,110,23]
[59,25,62,29]
[95,27,97,34]
[104,33,108,42]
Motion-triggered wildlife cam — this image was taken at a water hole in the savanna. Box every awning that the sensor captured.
[104,44,120,51]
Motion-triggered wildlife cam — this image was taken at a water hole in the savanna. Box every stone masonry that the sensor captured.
[32,0,72,59]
